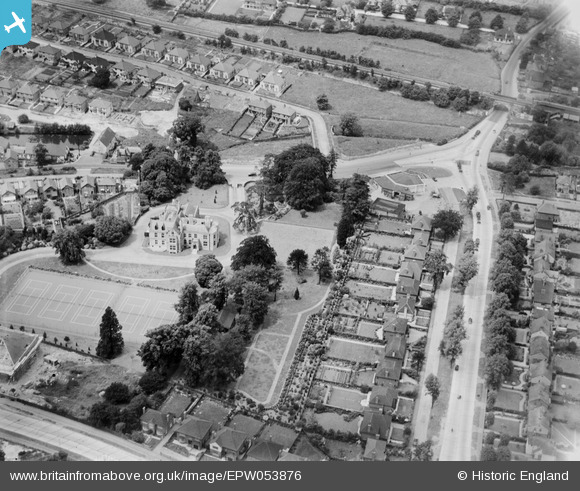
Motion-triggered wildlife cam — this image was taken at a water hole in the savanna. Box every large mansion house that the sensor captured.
[145,200,219,254]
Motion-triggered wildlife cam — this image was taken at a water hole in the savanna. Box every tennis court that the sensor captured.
[0,268,179,344]
[325,386,365,412]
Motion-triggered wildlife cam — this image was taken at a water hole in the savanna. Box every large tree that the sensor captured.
[140,147,190,204]
[138,323,190,372]
[337,214,355,248]
[432,209,464,240]
[424,8,439,24]
[241,281,270,325]
[287,249,308,275]
[94,216,132,245]
[174,282,200,324]
[404,5,416,21]
[203,273,228,310]
[312,247,333,284]
[452,253,478,292]
[170,113,204,148]
[52,228,86,265]
[339,113,363,137]
[195,255,223,288]
[230,265,272,304]
[381,0,394,18]
[104,382,131,404]
[342,174,370,223]
[490,14,504,30]
[425,374,440,405]
[284,159,328,211]
[424,250,452,291]
[485,353,513,389]
[464,186,479,213]
[96,307,124,359]
[34,143,49,167]
[89,67,111,89]
[232,201,258,234]
[231,235,277,271]
[189,148,227,189]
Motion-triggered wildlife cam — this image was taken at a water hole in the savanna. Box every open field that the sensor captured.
[327,337,384,364]
[259,221,335,262]
[220,137,313,165]
[266,28,500,92]
[275,203,341,230]
[335,136,413,157]
[325,386,365,412]
[0,269,179,344]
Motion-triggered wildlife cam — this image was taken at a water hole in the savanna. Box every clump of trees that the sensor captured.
[94,216,132,246]
[439,305,466,365]
[52,228,86,265]
[432,209,464,240]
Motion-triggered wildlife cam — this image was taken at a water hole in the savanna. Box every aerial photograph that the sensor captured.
[0,0,579,465]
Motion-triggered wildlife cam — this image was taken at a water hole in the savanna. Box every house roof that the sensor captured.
[118,35,141,47]
[259,424,298,449]
[530,336,550,361]
[533,278,555,305]
[0,182,17,196]
[246,440,283,461]
[144,39,167,52]
[237,67,259,80]
[93,29,116,42]
[156,76,182,88]
[138,66,162,79]
[63,51,87,63]
[273,105,296,117]
[212,62,235,73]
[384,332,406,360]
[21,40,39,50]
[86,56,110,69]
[67,93,88,105]
[537,201,559,217]
[114,60,139,73]
[89,98,114,109]
[262,71,285,86]
[529,383,550,407]
[399,260,421,280]
[159,390,192,417]
[387,171,424,187]
[140,408,170,430]
[535,217,553,231]
[43,178,58,191]
[81,175,96,188]
[528,406,551,435]
[167,47,189,59]
[176,416,213,440]
[227,413,264,437]
[190,54,211,66]
[530,360,552,384]
[375,357,402,382]
[404,244,427,261]
[17,83,40,95]
[411,216,432,231]
[368,385,397,409]
[36,45,61,56]
[213,427,248,452]
[532,306,554,321]
[383,317,408,335]
[0,78,19,90]
[41,86,67,100]
[278,450,307,462]
[363,438,387,461]
[530,317,552,338]
[412,230,430,247]
[98,176,116,187]
[360,411,392,440]
[249,99,272,111]
[98,127,117,147]
[396,294,416,315]
[397,276,420,297]
[0,327,41,369]
[370,197,406,217]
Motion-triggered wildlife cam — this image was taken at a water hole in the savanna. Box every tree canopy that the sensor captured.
[140,147,190,204]
[424,250,452,291]
[96,307,124,359]
[195,255,223,288]
[52,228,85,265]
[312,247,333,284]
[287,249,309,275]
[432,209,464,240]
[94,216,132,246]
[231,235,277,271]
[170,114,204,149]
[175,282,200,324]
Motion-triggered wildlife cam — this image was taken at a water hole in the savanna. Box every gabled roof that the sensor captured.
[530,317,552,338]
[140,408,170,430]
[63,51,87,63]
[399,260,421,280]
[143,39,168,52]
[176,416,213,440]
[227,413,264,437]
[537,201,559,217]
[259,424,298,449]
[17,83,40,95]
[412,230,430,247]
[411,216,432,231]
[363,438,387,461]
[213,427,248,452]
[97,127,117,147]
[246,440,283,461]
[92,29,116,42]
[114,60,139,73]
[81,175,96,188]
[167,47,189,59]
[375,357,402,382]
[528,406,551,435]
[21,40,39,50]
[384,332,406,360]
[530,360,552,385]
[86,56,110,68]
[262,71,285,86]
[397,276,420,296]
[529,336,550,361]
[404,244,427,261]
[158,389,192,417]
[41,86,67,100]
[368,385,397,409]
[67,93,88,105]
[0,327,41,369]
[212,62,235,73]
[36,45,61,56]
[383,317,408,335]
[118,35,141,47]
[532,306,554,321]
[0,78,18,90]
[528,383,550,408]
[89,97,114,109]
[138,66,162,79]
[360,411,391,440]
[278,451,307,462]
[237,67,259,80]
[532,277,555,305]
[189,54,211,66]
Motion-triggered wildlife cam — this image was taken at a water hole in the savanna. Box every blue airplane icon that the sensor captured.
[5,12,26,34]
[0,1,32,53]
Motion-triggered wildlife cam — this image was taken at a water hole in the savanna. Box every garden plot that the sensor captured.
[363,232,411,251]
[324,386,366,412]
[327,337,384,364]
[495,388,526,413]
[345,280,395,301]
[356,247,379,263]
[338,296,367,317]
[366,301,387,321]
[312,412,360,434]
[332,315,358,335]
[489,415,524,438]
[357,320,381,340]
[554,375,580,399]
[353,369,375,387]
[377,251,402,267]
[316,364,353,385]
[349,262,398,285]
[559,210,580,229]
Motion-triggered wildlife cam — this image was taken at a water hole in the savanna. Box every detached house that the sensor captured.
[271,105,296,125]
[0,78,18,98]
[21,182,40,202]
[186,54,212,74]
[19,41,38,57]
[209,428,249,461]
[235,67,260,88]
[247,100,272,120]
[141,409,174,437]
[175,417,213,450]
[137,66,163,87]
[93,127,119,156]
[40,86,67,106]
[89,98,114,117]
[48,19,76,37]
[359,411,392,441]
[112,60,139,84]
[64,93,88,113]
[35,45,62,65]
[0,182,17,204]
[154,76,184,93]
[91,28,117,49]
[59,178,75,197]
[80,176,96,197]
[165,47,190,65]
[61,51,87,70]
[70,23,99,44]
[16,83,41,103]
[142,40,168,60]
[494,28,515,44]
[209,62,236,81]
[117,35,142,55]
[43,179,59,199]
[261,71,288,96]
[85,56,110,73]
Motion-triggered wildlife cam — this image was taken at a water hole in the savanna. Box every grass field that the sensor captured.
[260,221,335,263]
[326,386,365,412]
[327,337,384,364]
[266,28,500,92]
[0,269,179,344]
[489,414,523,438]
[177,183,229,209]
[275,203,341,230]
[88,261,195,280]
[220,136,313,165]
[495,388,526,412]
[335,136,413,157]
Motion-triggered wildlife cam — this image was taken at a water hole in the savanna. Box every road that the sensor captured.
[0,398,162,461]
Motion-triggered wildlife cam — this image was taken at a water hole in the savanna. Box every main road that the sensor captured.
[0,398,163,460]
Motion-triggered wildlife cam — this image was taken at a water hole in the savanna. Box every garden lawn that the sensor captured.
[220,136,313,165]
[335,137,413,157]
[495,388,525,412]
[327,337,384,364]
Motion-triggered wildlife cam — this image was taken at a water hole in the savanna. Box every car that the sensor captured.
[433,177,438,181]
[472,130,481,139]
[248,172,257,177]
[476,150,480,156]
[455,365,459,371]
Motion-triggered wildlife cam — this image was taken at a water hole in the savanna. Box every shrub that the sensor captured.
[104,382,131,404]
[138,371,167,395]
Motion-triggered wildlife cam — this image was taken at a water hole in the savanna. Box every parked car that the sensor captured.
[472,130,481,139]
